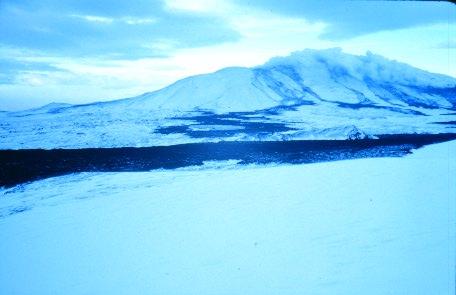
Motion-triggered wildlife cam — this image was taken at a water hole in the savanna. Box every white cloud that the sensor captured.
[71,14,114,24]
[123,17,158,25]
[338,23,456,78]
[164,0,228,13]
[21,74,45,86]
[70,14,157,26]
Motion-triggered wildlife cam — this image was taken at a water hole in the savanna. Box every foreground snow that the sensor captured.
[0,140,455,294]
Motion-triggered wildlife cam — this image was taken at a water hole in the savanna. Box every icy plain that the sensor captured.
[1,140,454,295]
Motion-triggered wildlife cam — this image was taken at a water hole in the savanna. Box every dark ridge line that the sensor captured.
[432,121,456,125]
[1,133,455,188]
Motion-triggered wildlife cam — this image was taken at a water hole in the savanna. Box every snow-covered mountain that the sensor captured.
[1,48,456,149]
[124,48,455,112]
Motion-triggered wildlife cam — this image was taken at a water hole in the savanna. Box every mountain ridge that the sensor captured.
[1,48,456,149]
[117,48,455,113]
[8,48,455,114]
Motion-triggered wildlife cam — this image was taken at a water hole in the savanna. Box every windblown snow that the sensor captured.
[0,140,454,294]
[1,48,455,149]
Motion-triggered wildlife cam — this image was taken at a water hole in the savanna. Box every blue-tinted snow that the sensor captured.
[0,140,454,294]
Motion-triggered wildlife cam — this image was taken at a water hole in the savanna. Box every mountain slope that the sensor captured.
[121,48,455,112]
[1,48,456,149]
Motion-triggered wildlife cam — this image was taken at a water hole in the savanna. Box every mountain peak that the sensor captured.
[121,48,454,113]
[263,48,455,89]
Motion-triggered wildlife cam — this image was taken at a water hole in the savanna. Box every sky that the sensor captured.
[0,0,455,110]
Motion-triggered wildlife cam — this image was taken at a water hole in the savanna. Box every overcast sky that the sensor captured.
[0,0,455,110]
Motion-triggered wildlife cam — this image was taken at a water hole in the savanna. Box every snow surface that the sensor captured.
[1,100,454,149]
[1,140,455,294]
[1,48,455,149]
